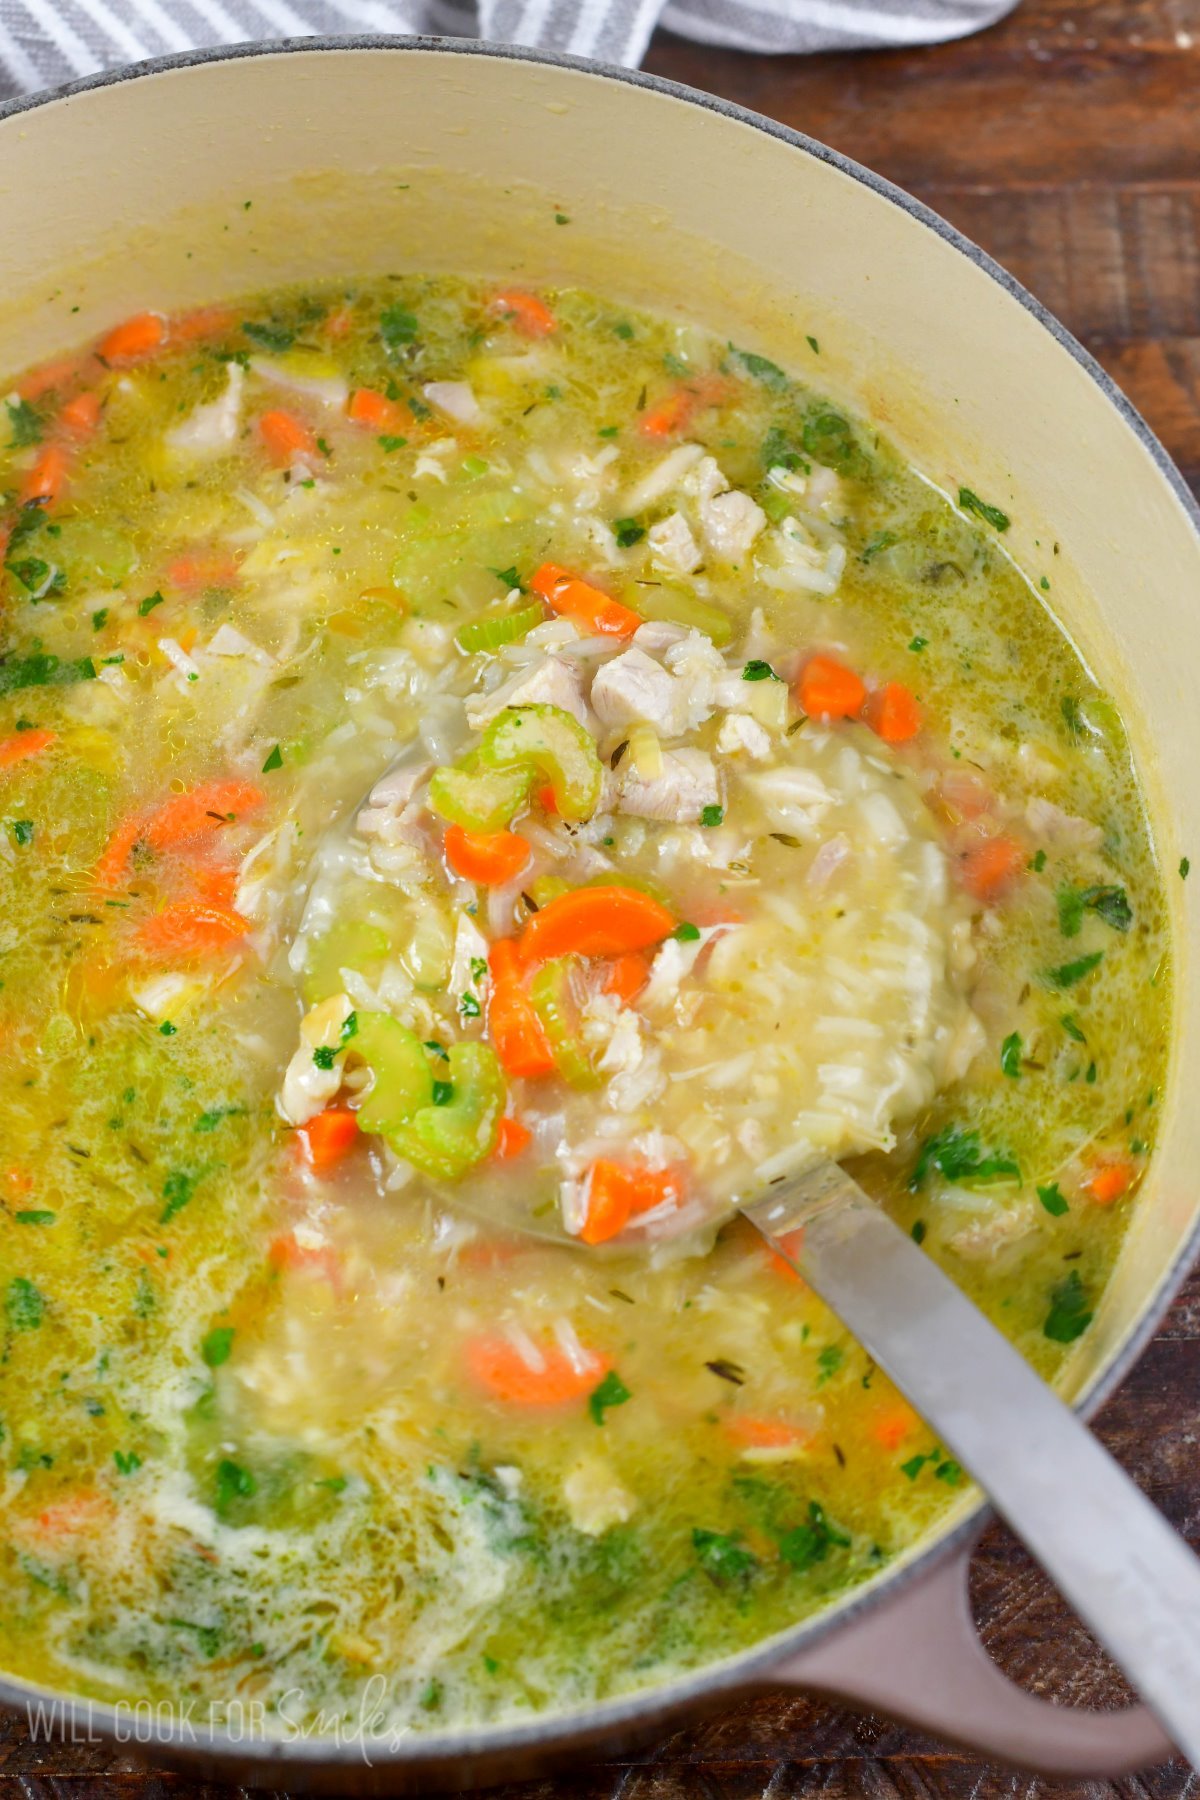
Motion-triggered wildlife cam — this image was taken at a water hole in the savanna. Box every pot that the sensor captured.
[0,38,1197,1789]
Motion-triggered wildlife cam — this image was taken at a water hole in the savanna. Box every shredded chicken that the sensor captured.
[616,747,720,823]
[465,656,590,733]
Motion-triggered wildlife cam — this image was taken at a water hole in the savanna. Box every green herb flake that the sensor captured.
[5,397,42,447]
[201,1326,235,1368]
[159,1020,177,1037]
[816,1345,843,1386]
[379,434,408,452]
[1060,1013,1086,1043]
[613,518,645,548]
[380,306,419,348]
[242,320,295,352]
[1045,951,1103,989]
[958,487,1010,532]
[778,1501,850,1572]
[339,1011,359,1045]
[588,1370,632,1425]
[312,1044,337,1070]
[5,1275,44,1331]
[742,659,780,683]
[9,819,33,846]
[160,1168,200,1224]
[459,992,481,1019]
[806,335,820,354]
[1000,1032,1023,1079]
[671,923,701,943]
[700,804,724,828]
[1180,857,1190,880]
[1058,884,1131,937]
[908,636,928,653]
[15,1210,55,1225]
[730,345,788,391]
[554,213,570,225]
[1030,849,1047,872]
[91,608,108,631]
[910,1126,1019,1190]
[692,1527,758,1585]
[597,425,619,439]
[862,530,897,563]
[613,321,634,340]
[215,1457,257,1510]
[1043,1269,1093,1343]
[1037,1182,1070,1217]
[911,1219,927,1245]
[262,744,283,773]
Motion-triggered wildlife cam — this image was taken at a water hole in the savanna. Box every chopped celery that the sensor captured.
[480,704,602,822]
[352,1013,434,1135]
[455,603,544,655]
[529,958,601,1090]
[627,585,733,648]
[528,874,571,910]
[584,870,674,909]
[303,920,390,1004]
[385,1043,505,1178]
[428,756,534,832]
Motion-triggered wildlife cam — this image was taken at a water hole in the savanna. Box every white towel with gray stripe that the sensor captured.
[0,0,1016,97]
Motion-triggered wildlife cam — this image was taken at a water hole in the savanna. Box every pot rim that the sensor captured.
[0,32,1197,1767]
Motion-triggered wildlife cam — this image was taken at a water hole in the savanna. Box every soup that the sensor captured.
[0,278,1169,1735]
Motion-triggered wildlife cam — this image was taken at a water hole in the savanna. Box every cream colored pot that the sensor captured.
[0,39,1196,1789]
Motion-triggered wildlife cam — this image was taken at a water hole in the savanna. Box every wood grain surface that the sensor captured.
[3,2,1198,1794]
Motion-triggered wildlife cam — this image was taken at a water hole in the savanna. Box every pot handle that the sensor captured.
[770,1535,1175,1776]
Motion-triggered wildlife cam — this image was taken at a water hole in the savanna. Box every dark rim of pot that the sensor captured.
[0,33,1197,1769]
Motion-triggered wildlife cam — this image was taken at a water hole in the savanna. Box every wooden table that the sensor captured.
[3,3,1198,1794]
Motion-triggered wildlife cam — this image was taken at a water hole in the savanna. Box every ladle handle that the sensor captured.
[743,1165,1200,1770]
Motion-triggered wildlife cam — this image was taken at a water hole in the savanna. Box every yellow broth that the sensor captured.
[0,278,1170,1733]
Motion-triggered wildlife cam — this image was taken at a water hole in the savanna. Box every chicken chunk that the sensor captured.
[278,993,355,1126]
[166,362,243,456]
[617,747,720,823]
[465,655,591,733]
[356,759,432,840]
[423,380,485,427]
[562,1456,637,1536]
[590,647,689,738]
[647,510,702,575]
[716,713,772,760]
[699,487,766,563]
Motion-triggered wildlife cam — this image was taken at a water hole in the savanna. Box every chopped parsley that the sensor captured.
[613,517,645,548]
[816,1345,843,1386]
[958,486,1010,532]
[91,608,108,631]
[312,1045,337,1070]
[671,922,701,943]
[1180,857,1190,880]
[380,306,419,348]
[5,398,42,447]
[215,1458,257,1510]
[909,1126,1019,1190]
[1057,884,1132,937]
[908,636,928,653]
[693,1528,758,1586]
[1037,1182,1069,1217]
[113,1450,142,1476]
[729,345,788,390]
[588,1370,632,1425]
[778,1500,851,1571]
[1043,1269,1093,1343]
[242,320,294,352]
[5,1275,44,1331]
[137,590,165,617]
[1045,951,1103,989]
[261,744,283,772]
[700,804,724,828]
[14,1210,54,1225]
[862,530,897,563]
[9,819,33,846]
[160,1168,200,1224]
[0,653,95,697]
[1060,1013,1086,1043]
[742,659,780,682]
[459,992,481,1019]
[202,1326,235,1367]
[379,434,408,453]
[1000,1032,1023,1078]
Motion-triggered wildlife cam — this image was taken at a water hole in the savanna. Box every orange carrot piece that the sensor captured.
[19,443,70,508]
[133,900,249,961]
[487,290,557,337]
[494,1116,533,1160]
[724,1415,814,1450]
[537,782,559,814]
[465,1334,607,1406]
[529,562,641,638]
[0,727,56,769]
[58,390,101,438]
[1086,1161,1135,1205]
[94,815,145,889]
[143,779,264,852]
[603,950,651,1005]
[99,312,167,365]
[259,408,317,464]
[347,387,411,433]
[297,1108,359,1171]
[520,885,676,962]
[864,681,922,744]
[580,1158,683,1246]
[487,976,556,1079]
[444,824,531,886]
[959,834,1025,903]
[488,937,527,985]
[16,354,84,402]
[638,374,729,440]
[268,1232,342,1287]
[168,305,237,344]
[190,864,239,908]
[872,1403,919,1451]
[164,552,240,590]
[798,654,866,721]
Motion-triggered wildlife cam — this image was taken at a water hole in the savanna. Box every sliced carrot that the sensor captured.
[864,681,922,744]
[520,885,676,962]
[268,1231,342,1287]
[959,834,1025,903]
[494,1116,533,1160]
[133,900,249,961]
[259,408,317,464]
[488,976,556,1079]
[487,290,557,337]
[99,312,167,365]
[144,779,264,852]
[488,937,527,985]
[465,1334,607,1406]
[603,950,650,1005]
[580,1158,683,1246]
[530,562,642,638]
[164,552,240,590]
[94,815,145,890]
[347,387,411,433]
[1086,1161,1135,1206]
[190,864,239,908]
[16,354,84,402]
[872,1403,919,1451]
[169,304,237,344]
[798,654,866,721]
[537,782,559,814]
[58,390,101,438]
[444,824,531,886]
[297,1108,359,1171]
[638,374,729,440]
[19,443,70,508]
[724,1415,814,1450]
[0,727,56,769]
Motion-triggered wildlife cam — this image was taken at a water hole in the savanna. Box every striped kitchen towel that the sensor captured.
[0,0,1017,95]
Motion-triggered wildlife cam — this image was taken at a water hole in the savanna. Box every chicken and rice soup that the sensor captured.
[0,278,1170,1733]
